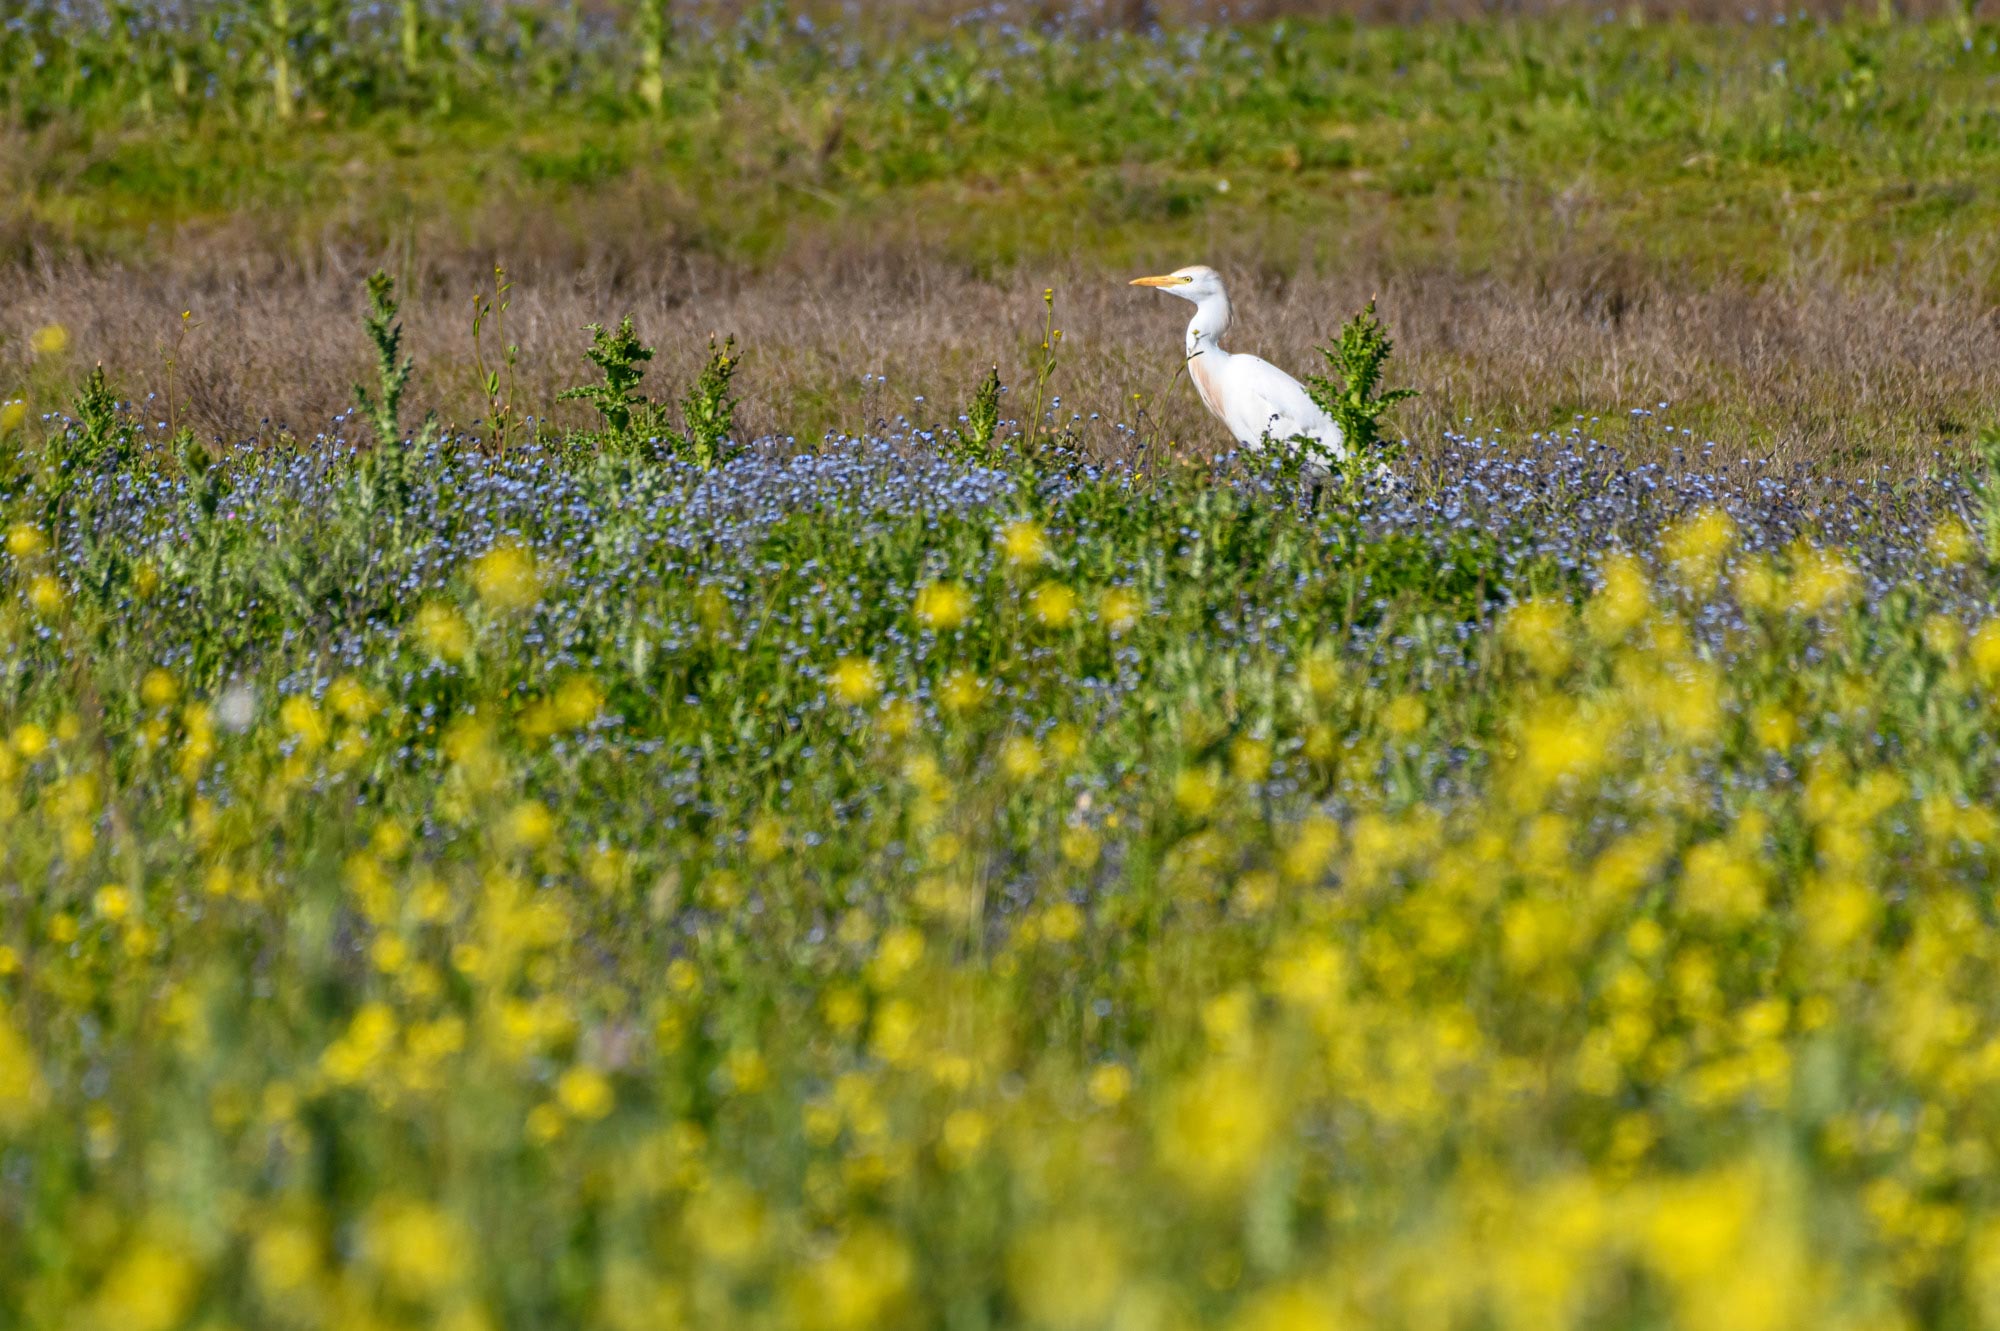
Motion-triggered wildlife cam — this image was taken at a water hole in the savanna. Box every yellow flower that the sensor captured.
[1383,693,1427,737]
[1173,766,1220,817]
[30,324,70,357]
[27,573,62,615]
[1088,1062,1132,1108]
[279,695,328,752]
[1970,619,2000,683]
[363,1200,469,1299]
[1661,506,1737,589]
[1157,1060,1274,1193]
[93,884,133,921]
[1585,551,1652,642]
[0,400,25,434]
[0,1008,47,1128]
[1099,586,1142,635]
[1732,554,1783,614]
[557,1065,615,1120]
[471,541,541,610]
[88,1239,198,1331]
[139,668,178,708]
[1008,1219,1125,1330]
[914,581,973,630]
[1927,517,1977,565]
[328,674,378,721]
[415,601,472,662]
[1000,519,1050,568]
[504,800,554,851]
[11,722,49,758]
[793,1224,912,1331]
[1503,598,1572,675]
[829,657,883,707]
[939,669,984,714]
[1000,735,1042,780]
[5,522,44,558]
[1029,581,1078,628]
[1787,544,1856,616]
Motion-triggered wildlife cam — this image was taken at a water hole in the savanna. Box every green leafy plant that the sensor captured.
[559,316,654,438]
[355,271,418,448]
[560,322,741,469]
[469,266,521,451]
[945,365,1003,467]
[1305,298,1420,481]
[678,335,741,470]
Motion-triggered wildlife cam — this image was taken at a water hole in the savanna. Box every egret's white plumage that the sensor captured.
[1130,266,1347,467]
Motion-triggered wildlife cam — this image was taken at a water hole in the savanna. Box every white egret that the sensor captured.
[1129,266,1348,467]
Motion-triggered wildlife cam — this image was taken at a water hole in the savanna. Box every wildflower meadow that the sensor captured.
[8,3,2000,1330]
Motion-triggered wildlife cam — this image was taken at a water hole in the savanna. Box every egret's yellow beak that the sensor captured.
[1129,274,1190,288]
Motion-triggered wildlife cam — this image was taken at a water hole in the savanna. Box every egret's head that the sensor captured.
[1129,265,1225,304]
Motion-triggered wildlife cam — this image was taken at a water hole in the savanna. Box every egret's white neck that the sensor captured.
[1184,293,1233,360]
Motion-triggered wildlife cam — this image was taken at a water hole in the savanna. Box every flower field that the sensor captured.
[11,0,2000,1326]
[6,401,2000,1327]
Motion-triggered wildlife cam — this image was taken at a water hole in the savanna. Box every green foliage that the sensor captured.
[1306,299,1420,467]
[69,362,133,471]
[945,365,1003,467]
[558,316,654,439]
[354,270,415,448]
[560,323,741,470]
[677,335,741,471]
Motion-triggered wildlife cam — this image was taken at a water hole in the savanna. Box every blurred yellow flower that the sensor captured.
[1099,586,1142,635]
[471,541,541,610]
[939,669,984,714]
[829,656,883,706]
[1008,1218,1125,1330]
[794,1225,912,1331]
[1029,580,1078,627]
[1927,517,1977,565]
[139,668,178,708]
[30,324,70,356]
[279,695,327,751]
[0,1009,47,1128]
[0,400,25,434]
[1000,734,1042,780]
[363,1199,469,1299]
[504,799,554,851]
[1173,766,1220,817]
[415,601,472,661]
[1000,519,1050,567]
[88,1239,198,1331]
[11,722,49,758]
[914,581,972,630]
[1661,506,1737,589]
[1088,1062,1132,1108]
[27,573,62,615]
[1157,1060,1274,1193]
[5,522,44,558]
[1384,693,1427,737]
[1788,545,1856,617]
[1504,598,1572,675]
[557,1065,614,1120]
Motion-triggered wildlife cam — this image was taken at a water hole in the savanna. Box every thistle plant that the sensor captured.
[1305,298,1419,483]
[945,366,1003,467]
[677,335,741,471]
[559,316,654,438]
[355,270,416,448]
[561,322,740,469]
[353,271,434,527]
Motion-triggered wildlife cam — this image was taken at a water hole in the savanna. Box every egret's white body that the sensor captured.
[1130,266,1347,467]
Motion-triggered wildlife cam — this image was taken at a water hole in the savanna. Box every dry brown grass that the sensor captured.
[6,229,1997,474]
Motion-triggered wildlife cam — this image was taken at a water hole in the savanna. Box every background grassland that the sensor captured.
[6,5,2000,465]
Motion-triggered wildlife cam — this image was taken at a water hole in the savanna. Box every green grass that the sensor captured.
[9,15,2000,284]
